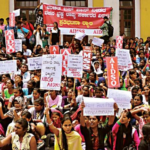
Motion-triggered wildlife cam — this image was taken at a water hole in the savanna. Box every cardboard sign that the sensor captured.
[67,54,83,78]
[106,57,120,88]
[14,39,22,52]
[9,13,15,27]
[61,49,71,75]
[83,46,92,71]
[49,45,59,54]
[40,54,62,90]
[5,30,15,54]
[0,60,17,74]
[28,57,42,71]
[116,36,123,49]
[115,49,129,71]
[83,97,115,116]
[107,88,132,109]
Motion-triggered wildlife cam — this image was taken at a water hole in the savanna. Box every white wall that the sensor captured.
[104,0,120,39]
[135,0,141,38]
[40,0,56,4]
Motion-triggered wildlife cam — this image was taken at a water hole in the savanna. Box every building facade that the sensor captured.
[0,0,149,42]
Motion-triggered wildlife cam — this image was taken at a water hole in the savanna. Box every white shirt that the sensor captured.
[23,49,32,56]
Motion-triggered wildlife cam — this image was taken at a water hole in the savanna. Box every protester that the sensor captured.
[1,3,150,150]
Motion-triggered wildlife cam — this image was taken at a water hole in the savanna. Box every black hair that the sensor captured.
[129,69,136,76]
[61,116,73,150]
[2,74,11,79]
[16,51,23,55]
[16,118,28,130]
[34,98,44,106]
[14,87,24,97]
[16,57,22,62]
[7,79,14,87]
[134,94,143,102]
[21,111,32,119]
[17,21,22,25]
[22,17,27,21]
[38,9,43,12]
[33,88,41,94]
[35,24,42,39]
[142,123,150,143]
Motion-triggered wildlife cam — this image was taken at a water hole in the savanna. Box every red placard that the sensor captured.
[43,4,112,35]
[83,46,92,71]
[5,30,15,54]
[9,13,15,27]
[106,57,120,88]
[116,36,123,49]
[49,45,60,54]
[61,49,71,75]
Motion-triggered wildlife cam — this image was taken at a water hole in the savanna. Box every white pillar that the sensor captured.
[88,0,94,42]
[9,0,14,12]
[135,0,140,38]
[104,0,119,39]
[57,0,63,6]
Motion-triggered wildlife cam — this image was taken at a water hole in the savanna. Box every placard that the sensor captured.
[67,54,83,78]
[49,45,59,54]
[40,54,62,90]
[0,60,17,74]
[9,13,15,27]
[28,57,42,70]
[116,36,123,49]
[61,49,71,75]
[13,9,20,17]
[106,57,120,88]
[43,4,112,35]
[107,88,132,109]
[15,39,22,52]
[5,30,15,54]
[83,97,115,116]
[115,48,129,71]
[83,46,92,71]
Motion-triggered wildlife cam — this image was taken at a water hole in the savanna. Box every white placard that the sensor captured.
[0,60,17,74]
[83,97,115,116]
[67,54,83,78]
[92,37,104,47]
[15,39,22,52]
[107,88,132,109]
[115,48,129,71]
[27,57,42,71]
[75,31,86,41]
[40,54,62,90]
[13,9,20,17]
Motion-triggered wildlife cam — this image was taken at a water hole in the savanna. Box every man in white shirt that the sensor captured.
[22,43,32,57]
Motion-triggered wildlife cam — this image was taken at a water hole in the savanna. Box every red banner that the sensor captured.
[5,30,15,54]
[106,57,120,88]
[43,4,112,35]
[83,46,92,71]
[116,36,123,49]
[49,45,60,54]
[61,49,71,75]
[9,13,15,27]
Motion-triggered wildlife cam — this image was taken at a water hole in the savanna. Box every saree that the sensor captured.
[55,128,82,150]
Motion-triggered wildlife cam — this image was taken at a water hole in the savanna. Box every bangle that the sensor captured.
[48,121,53,126]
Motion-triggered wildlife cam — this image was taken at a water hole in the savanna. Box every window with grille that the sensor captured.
[15,0,40,25]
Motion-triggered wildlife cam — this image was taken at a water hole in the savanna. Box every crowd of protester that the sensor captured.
[0,2,150,150]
